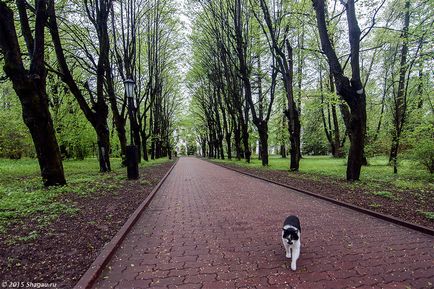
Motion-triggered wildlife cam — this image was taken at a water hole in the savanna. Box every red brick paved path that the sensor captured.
[92,158,434,289]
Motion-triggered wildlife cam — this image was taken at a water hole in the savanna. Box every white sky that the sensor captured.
[174,0,194,110]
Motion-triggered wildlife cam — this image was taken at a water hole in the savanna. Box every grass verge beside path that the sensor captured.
[213,155,434,190]
[0,157,171,235]
[211,155,434,228]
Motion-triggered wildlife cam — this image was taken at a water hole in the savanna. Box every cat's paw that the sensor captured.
[291,263,296,271]
[285,253,291,258]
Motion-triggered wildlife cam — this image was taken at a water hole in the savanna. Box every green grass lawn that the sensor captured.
[0,157,171,234]
[213,155,434,191]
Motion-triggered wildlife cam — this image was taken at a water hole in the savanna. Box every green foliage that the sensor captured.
[0,78,97,160]
[369,203,382,208]
[406,120,434,173]
[370,191,395,199]
[302,97,330,155]
[0,87,34,159]
[16,231,39,243]
[180,145,187,156]
[0,112,33,159]
[186,140,198,155]
[46,76,98,160]
[269,92,289,151]
[418,211,434,220]
[364,136,391,157]
[0,179,78,234]
[56,110,96,159]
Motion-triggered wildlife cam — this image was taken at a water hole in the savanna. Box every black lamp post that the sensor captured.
[124,79,139,180]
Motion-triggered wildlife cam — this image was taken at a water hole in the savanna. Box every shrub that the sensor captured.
[408,121,434,173]
[0,112,33,159]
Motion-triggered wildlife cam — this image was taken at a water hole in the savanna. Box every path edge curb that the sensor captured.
[207,160,434,236]
[73,159,179,289]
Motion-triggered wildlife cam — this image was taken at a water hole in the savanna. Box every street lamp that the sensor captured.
[124,79,139,180]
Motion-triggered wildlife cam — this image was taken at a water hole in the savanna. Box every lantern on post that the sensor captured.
[124,79,139,180]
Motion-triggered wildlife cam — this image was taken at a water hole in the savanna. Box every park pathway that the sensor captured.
[92,157,433,289]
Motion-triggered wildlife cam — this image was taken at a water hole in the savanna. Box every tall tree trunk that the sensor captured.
[234,119,242,160]
[234,0,252,163]
[18,83,67,185]
[287,109,301,171]
[257,0,301,170]
[416,64,424,109]
[296,29,304,114]
[94,4,112,171]
[167,138,172,160]
[320,67,334,155]
[201,136,207,157]
[313,0,367,180]
[389,0,410,174]
[106,69,127,165]
[321,65,345,158]
[346,104,365,179]
[328,72,344,157]
[48,0,112,172]
[219,137,225,160]
[331,104,343,157]
[0,1,66,186]
[389,135,399,174]
[284,42,301,171]
[255,56,267,164]
[373,94,386,142]
[241,111,251,163]
[142,134,149,161]
[151,140,155,159]
[117,123,128,165]
[213,91,225,160]
[257,140,262,160]
[132,116,141,163]
[226,133,232,160]
[96,125,111,172]
[258,123,269,166]
[280,145,287,158]
[220,112,230,159]
[280,114,287,158]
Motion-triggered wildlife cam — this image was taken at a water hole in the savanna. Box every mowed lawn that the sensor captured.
[213,155,434,191]
[0,157,170,234]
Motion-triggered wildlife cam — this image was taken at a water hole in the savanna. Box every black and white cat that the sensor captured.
[281,215,301,271]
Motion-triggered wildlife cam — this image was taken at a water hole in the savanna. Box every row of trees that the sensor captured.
[0,0,183,185]
[187,0,433,179]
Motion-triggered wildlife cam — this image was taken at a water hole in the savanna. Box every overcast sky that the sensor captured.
[174,0,194,109]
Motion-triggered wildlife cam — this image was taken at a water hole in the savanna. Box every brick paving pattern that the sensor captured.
[92,157,434,289]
